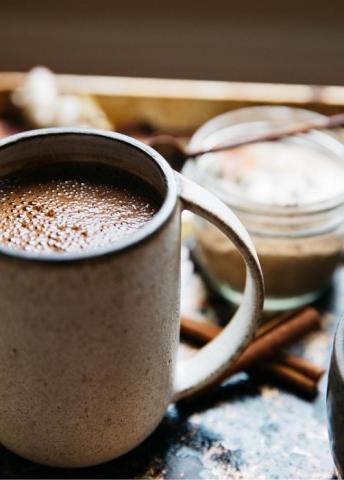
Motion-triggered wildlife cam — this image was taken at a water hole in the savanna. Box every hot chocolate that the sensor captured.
[0,162,160,253]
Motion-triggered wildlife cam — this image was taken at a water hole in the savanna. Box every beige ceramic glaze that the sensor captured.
[0,129,264,467]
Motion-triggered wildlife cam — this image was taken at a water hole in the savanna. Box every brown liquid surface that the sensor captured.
[0,162,160,254]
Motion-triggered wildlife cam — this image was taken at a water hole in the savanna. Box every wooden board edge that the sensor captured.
[1,72,344,106]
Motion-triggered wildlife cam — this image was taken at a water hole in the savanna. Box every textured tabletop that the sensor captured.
[0,251,341,479]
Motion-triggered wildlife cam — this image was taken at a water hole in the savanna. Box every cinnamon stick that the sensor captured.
[180,307,323,395]
[255,310,299,338]
[274,353,324,381]
[181,309,301,344]
[227,307,321,375]
[181,316,221,343]
[255,361,318,397]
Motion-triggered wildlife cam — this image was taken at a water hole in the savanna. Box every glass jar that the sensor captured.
[183,106,344,311]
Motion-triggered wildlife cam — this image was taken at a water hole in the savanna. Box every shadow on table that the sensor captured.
[0,412,219,479]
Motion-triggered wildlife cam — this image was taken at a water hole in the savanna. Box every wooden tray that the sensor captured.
[1,72,344,134]
[0,72,340,479]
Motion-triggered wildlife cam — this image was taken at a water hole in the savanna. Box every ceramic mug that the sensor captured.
[327,316,344,477]
[0,128,264,467]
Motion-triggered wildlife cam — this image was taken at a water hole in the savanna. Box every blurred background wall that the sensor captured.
[0,0,343,85]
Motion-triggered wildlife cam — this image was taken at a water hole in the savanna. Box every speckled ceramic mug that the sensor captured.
[0,128,264,468]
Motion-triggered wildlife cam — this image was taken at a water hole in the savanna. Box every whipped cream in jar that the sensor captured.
[183,106,344,311]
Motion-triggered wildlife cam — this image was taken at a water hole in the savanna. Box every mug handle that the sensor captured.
[173,172,264,401]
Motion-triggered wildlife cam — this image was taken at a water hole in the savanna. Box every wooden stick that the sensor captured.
[187,112,344,158]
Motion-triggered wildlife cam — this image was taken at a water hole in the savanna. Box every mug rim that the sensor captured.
[0,127,178,263]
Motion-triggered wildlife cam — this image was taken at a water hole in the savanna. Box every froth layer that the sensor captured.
[0,162,160,254]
